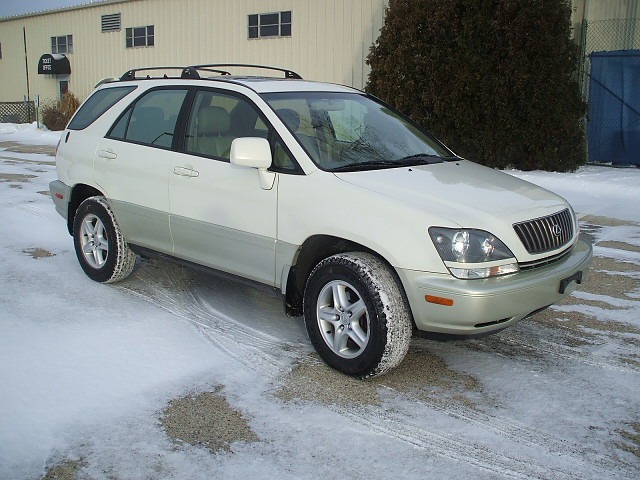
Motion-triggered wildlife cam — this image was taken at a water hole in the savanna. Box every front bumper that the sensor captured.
[397,239,593,335]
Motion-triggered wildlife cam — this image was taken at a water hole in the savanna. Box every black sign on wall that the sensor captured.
[37,54,71,75]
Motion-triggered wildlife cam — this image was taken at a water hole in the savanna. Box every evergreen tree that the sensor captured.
[366,0,586,171]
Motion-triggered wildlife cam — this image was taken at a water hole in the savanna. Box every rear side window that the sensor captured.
[109,88,188,148]
[68,86,136,130]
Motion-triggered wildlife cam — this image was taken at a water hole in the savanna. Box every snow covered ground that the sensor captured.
[1,122,639,479]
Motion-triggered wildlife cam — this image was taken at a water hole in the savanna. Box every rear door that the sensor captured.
[94,87,188,254]
[168,88,278,285]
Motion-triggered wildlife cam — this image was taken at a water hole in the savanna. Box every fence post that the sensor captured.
[35,95,40,128]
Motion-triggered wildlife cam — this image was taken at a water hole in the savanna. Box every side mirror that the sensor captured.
[230,137,272,169]
[230,137,275,190]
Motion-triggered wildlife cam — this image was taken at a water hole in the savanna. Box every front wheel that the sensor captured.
[73,196,136,283]
[303,252,412,378]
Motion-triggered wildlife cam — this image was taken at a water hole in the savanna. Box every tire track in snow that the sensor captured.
[338,406,579,480]
[120,263,305,377]
[17,203,59,222]
[116,260,632,479]
[502,326,640,374]
[378,386,629,476]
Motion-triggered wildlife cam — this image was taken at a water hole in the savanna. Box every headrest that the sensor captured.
[198,106,231,135]
[276,108,300,132]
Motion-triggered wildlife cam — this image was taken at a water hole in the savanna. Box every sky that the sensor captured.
[0,0,107,18]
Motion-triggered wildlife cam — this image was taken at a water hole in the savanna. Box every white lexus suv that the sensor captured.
[50,64,592,378]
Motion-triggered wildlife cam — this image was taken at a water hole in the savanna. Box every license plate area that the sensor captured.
[559,271,583,294]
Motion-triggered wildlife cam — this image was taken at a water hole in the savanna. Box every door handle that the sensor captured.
[97,149,117,160]
[173,166,199,177]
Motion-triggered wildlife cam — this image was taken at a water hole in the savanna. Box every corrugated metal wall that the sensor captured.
[0,0,388,104]
[585,0,638,21]
[573,0,639,44]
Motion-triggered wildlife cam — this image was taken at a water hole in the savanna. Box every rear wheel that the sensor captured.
[73,196,136,283]
[303,252,412,378]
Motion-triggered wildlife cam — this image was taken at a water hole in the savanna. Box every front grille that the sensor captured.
[518,245,573,270]
[513,209,573,255]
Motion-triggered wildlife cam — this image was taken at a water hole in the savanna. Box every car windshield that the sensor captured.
[262,92,454,171]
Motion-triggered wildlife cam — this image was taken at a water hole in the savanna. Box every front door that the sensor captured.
[58,77,69,99]
[169,89,278,285]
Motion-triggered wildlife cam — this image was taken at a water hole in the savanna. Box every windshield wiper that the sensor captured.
[329,154,459,172]
[397,153,454,165]
[329,160,400,172]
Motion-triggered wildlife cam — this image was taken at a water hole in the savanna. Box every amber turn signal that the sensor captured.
[425,295,454,306]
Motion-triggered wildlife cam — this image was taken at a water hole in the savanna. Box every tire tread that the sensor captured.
[305,252,412,378]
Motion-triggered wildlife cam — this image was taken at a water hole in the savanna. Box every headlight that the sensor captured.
[429,227,519,279]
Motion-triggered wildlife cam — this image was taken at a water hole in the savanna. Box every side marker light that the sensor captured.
[425,295,454,307]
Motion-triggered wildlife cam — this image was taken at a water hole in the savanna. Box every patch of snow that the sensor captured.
[0,121,63,146]
[1,124,639,479]
[508,165,640,223]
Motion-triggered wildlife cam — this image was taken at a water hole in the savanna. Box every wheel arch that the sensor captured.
[67,184,104,234]
[283,234,401,317]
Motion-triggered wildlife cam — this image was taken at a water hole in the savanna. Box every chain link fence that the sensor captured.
[0,101,36,124]
[579,18,640,100]
[578,18,640,163]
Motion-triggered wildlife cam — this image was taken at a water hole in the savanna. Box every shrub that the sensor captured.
[366,0,586,171]
[41,92,80,131]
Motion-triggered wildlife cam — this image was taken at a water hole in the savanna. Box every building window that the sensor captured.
[126,25,154,48]
[248,11,292,39]
[51,35,73,54]
[0,43,2,59]
[102,13,121,32]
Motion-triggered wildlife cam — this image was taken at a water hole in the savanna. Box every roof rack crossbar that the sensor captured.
[193,67,232,76]
[190,63,302,79]
[120,66,200,81]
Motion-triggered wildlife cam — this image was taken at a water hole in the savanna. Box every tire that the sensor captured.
[303,252,412,378]
[73,196,136,283]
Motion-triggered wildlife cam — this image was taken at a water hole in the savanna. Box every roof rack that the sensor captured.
[119,66,231,81]
[119,64,302,81]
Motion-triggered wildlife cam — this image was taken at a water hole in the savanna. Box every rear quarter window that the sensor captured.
[67,86,136,130]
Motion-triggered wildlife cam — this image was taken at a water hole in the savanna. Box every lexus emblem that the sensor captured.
[551,224,562,236]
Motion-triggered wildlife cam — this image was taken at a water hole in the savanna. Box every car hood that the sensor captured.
[333,160,569,229]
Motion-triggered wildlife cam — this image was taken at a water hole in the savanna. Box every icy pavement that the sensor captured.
[0,123,638,479]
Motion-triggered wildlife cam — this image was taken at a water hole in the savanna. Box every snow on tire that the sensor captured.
[73,196,137,283]
[303,252,413,378]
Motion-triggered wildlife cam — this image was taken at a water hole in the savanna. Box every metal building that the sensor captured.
[1,0,638,123]
[0,0,387,104]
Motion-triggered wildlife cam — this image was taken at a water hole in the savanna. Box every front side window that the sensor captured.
[109,88,187,148]
[185,90,268,161]
[248,11,292,39]
[51,35,73,54]
[68,86,136,130]
[263,92,452,171]
[126,25,154,48]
